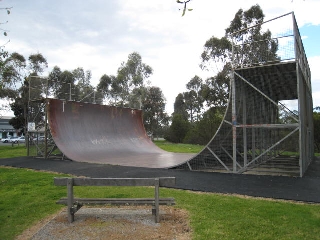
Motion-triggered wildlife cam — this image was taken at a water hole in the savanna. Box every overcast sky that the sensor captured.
[1,0,320,115]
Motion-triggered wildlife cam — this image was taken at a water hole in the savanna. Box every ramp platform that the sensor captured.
[47,99,192,168]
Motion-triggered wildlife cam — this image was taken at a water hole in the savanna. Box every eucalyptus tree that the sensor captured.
[47,66,62,97]
[96,74,114,104]
[173,93,188,120]
[48,66,97,103]
[128,86,147,109]
[172,76,204,123]
[72,67,94,102]
[166,113,190,143]
[185,75,204,122]
[8,98,24,131]
[21,54,48,130]
[28,53,48,74]
[0,7,14,113]
[1,52,48,131]
[97,52,153,107]
[48,67,74,100]
[201,66,229,110]
[170,93,192,143]
[200,4,279,109]
[26,53,49,101]
[142,86,168,138]
[201,4,278,68]
[183,91,197,123]
[0,52,26,100]
[111,52,153,107]
[52,70,75,101]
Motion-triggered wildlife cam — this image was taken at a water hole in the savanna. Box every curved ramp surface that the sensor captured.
[48,99,192,168]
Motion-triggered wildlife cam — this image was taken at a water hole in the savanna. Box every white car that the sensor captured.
[9,136,26,143]
[32,136,46,142]
[1,137,13,143]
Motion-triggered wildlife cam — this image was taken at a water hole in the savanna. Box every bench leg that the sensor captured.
[67,178,74,223]
[155,178,160,223]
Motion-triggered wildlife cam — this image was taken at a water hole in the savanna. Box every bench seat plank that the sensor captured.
[57,197,175,205]
[54,177,176,187]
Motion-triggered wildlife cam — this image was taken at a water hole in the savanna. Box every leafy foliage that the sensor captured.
[0,52,48,131]
[0,52,26,100]
[185,75,204,122]
[0,6,12,41]
[166,113,190,143]
[314,107,320,152]
[142,86,169,137]
[96,52,153,107]
[170,5,281,145]
[176,0,193,17]
[173,93,188,120]
[47,66,99,103]
[184,107,224,145]
[28,53,48,74]
[8,98,25,132]
[201,4,279,69]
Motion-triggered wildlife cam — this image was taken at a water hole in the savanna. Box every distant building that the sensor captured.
[0,116,19,139]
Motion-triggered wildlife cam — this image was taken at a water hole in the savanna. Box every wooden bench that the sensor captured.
[54,177,176,223]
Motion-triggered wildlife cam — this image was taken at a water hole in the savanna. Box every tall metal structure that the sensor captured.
[26,76,57,159]
[175,12,314,177]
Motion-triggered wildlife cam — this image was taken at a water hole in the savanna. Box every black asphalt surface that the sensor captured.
[1,156,320,203]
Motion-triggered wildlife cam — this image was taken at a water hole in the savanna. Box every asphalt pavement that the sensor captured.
[1,156,320,203]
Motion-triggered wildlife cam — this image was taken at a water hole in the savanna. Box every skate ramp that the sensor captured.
[47,99,192,168]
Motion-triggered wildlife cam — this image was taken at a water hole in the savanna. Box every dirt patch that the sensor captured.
[16,206,191,240]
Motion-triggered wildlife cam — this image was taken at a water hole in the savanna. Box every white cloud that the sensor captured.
[306,56,320,107]
[313,92,320,108]
[1,0,320,116]
[309,56,320,81]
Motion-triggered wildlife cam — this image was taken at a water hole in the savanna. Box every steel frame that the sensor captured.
[27,99,61,159]
[175,12,314,177]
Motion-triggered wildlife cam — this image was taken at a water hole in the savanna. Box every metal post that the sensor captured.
[292,12,303,176]
[67,178,74,223]
[252,128,256,160]
[231,37,237,173]
[27,75,48,158]
[44,99,48,159]
[27,77,30,156]
[231,74,237,173]
[243,90,247,167]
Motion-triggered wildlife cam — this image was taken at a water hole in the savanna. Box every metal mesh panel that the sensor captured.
[174,13,313,177]
[27,78,61,159]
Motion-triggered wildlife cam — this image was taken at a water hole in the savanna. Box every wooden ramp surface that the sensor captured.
[48,99,193,168]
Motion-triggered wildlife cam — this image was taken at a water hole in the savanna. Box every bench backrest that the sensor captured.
[54,177,176,187]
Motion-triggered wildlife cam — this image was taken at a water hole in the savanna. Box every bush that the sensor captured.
[165,114,190,143]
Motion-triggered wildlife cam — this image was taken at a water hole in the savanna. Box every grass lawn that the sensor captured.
[1,143,320,239]
[1,141,318,157]
[1,167,320,240]
[0,141,204,159]
[153,140,204,153]
[0,144,27,158]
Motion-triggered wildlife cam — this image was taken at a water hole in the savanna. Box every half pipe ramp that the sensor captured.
[47,99,192,168]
